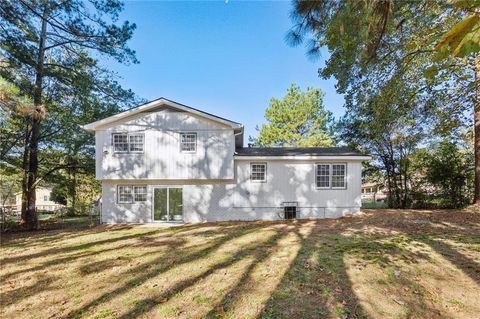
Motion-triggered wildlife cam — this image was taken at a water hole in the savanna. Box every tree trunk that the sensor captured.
[21,126,30,221]
[68,160,77,214]
[474,54,480,205]
[23,5,48,230]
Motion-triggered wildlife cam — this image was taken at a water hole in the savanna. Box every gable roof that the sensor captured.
[235,146,370,159]
[81,97,243,132]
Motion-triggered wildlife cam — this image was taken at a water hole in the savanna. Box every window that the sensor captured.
[117,185,133,203]
[112,133,144,153]
[129,134,144,152]
[316,164,330,188]
[316,163,347,189]
[134,186,147,202]
[113,133,129,152]
[332,164,346,188]
[44,195,49,201]
[250,163,267,182]
[117,185,148,203]
[180,133,197,152]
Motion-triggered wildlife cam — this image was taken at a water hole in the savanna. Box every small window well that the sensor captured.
[282,201,297,220]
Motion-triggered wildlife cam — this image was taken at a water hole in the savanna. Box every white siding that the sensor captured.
[100,160,363,223]
[95,109,235,180]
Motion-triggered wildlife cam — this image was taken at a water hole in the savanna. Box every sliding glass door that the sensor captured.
[153,187,183,221]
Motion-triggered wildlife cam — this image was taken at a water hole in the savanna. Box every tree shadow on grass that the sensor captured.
[416,237,480,286]
[1,229,164,266]
[258,221,366,319]
[61,223,273,319]
[258,217,452,319]
[116,225,291,319]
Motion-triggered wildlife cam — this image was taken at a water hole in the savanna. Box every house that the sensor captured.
[82,98,370,223]
[14,187,64,212]
[361,182,387,202]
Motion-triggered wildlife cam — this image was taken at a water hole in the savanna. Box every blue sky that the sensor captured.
[106,0,344,140]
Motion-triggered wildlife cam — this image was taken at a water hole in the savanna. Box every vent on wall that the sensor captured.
[282,201,298,220]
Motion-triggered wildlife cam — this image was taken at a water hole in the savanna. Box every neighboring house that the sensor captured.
[14,187,64,212]
[82,98,370,223]
[361,182,387,202]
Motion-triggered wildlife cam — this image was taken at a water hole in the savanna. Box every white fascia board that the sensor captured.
[82,98,243,132]
[234,156,372,161]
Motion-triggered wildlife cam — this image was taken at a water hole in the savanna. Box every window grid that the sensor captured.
[134,186,147,202]
[129,134,144,152]
[332,164,346,188]
[117,185,148,203]
[117,185,133,203]
[113,133,144,153]
[180,133,197,152]
[113,133,129,153]
[316,163,347,189]
[250,163,267,182]
[316,164,330,188]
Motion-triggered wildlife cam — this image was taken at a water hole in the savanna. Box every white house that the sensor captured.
[14,187,64,212]
[82,98,370,223]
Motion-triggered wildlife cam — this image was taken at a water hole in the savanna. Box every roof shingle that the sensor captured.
[235,146,365,157]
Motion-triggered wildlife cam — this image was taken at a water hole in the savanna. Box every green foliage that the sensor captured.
[253,84,335,147]
[50,185,67,206]
[424,141,474,208]
[436,1,480,58]
[289,0,477,207]
[0,0,142,224]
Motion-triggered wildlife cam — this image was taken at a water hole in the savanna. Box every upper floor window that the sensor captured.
[316,163,346,189]
[180,132,197,152]
[112,133,144,153]
[117,185,147,203]
[250,163,267,182]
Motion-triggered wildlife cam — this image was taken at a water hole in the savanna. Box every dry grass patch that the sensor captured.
[1,209,479,318]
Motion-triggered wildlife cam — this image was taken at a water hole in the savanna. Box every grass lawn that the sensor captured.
[1,209,479,319]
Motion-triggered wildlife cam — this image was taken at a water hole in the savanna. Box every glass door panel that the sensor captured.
[153,188,168,221]
[153,187,183,221]
[169,188,183,221]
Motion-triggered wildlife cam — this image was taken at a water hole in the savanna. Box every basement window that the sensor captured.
[283,202,297,220]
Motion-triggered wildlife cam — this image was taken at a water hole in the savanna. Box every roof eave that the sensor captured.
[81,98,242,131]
[234,155,372,161]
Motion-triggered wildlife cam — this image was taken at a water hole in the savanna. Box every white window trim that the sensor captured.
[112,132,145,154]
[112,133,129,154]
[117,185,133,204]
[250,162,267,183]
[315,163,347,190]
[133,185,148,202]
[117,185,148,204]
[179,132,197,153]
[128,133,145,153]
[315,163,331,189]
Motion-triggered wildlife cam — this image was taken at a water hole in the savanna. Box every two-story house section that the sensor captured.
[82,98,370,223]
